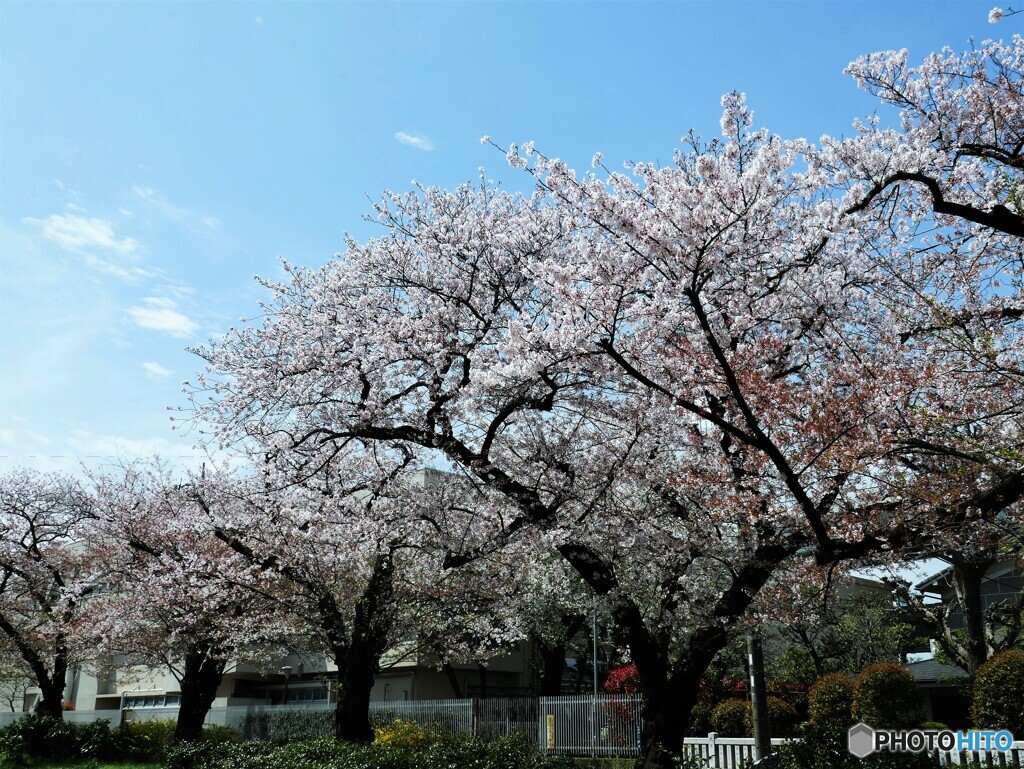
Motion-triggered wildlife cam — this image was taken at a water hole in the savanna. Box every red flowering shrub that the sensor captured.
[603,663,640,694]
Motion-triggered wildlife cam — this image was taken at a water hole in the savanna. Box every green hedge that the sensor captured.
[708,696,799,737]
[852,664,920,729]
[0,714,242,766]
[241,708,334,744]
[808,673,854,726]
[164,732,574,769]
[971,649,1024,733]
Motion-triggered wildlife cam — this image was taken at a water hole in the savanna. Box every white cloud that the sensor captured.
[395,131,435,151]
[82,254,159,282]
[255,16,263,25]
[142,361,171,378]
[127,297,199,338]
[132,185,219,233]
[24,214,138,257]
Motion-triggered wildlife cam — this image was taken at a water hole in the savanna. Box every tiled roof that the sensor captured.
[902,659,968,682]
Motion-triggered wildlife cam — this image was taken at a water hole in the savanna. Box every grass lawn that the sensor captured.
[16,763,158,769]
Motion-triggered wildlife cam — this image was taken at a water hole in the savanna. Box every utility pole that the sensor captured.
[747,633,770,761]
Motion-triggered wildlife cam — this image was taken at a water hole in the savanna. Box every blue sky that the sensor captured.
[0,0,1007,474]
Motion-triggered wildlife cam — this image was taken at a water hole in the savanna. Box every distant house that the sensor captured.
[915,561,1024,629]
[899,559,1024,728]
[902,658,970,729]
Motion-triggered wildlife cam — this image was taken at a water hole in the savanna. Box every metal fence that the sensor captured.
[369,698,475,735]
[538,694,644,757]
[477,696,538,742]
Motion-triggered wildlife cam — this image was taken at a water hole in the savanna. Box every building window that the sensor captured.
[125,694,180,708]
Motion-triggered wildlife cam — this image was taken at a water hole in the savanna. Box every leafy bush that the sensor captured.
[971,649,1024,733]
[241,708,334,743]
[765,695,800,737]
[164,732,573,769]
[853,663,920,728]
[808,673,854,726]
[1,714,81,763]
[688,697,715,735]
[117,718,177,762]
[373,718,439,749]
[768,720,939,769]
[603,663,640,694]
[711,699,749,736]
[201,722,245,745]
[707,696,798,738]
[0,713,124,764]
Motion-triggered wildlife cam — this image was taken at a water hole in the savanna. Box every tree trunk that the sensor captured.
[174,644,228,741]
[0,616,67,719]
[442,662,464,698]
[334,637,380,742]
[951,557,990,676]
[477,662,488,699]
[537,639,568,697]
[35,677,66,720]
[332,553,394,743]
[637,663,703,769]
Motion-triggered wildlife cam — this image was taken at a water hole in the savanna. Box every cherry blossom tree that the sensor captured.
[0,470,98,719]
[191,37,1024,768]
[88,462,289,741]
[206,448,516,742]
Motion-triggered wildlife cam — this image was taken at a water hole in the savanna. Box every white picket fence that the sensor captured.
[679,733,789,768]
[931,741,1024,766]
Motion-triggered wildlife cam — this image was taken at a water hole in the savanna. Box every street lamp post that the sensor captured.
[281,665,292,707]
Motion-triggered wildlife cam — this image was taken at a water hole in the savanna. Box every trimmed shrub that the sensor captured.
[164,732,574,769]
[808,672,854,726]
[0,713,123,764]
[241,708,334,743]
[200,722,245,745]
[117,718,177,762]
[971,649,1024,733]
[711,699,749,736]
[688,697,715,735]
[708,696,798,738]
[766,695,800,737]
[373,718,440,750]
[853,663,920,728]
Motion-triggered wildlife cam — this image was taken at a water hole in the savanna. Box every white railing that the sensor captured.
[931,740,1024,765]
[538,694,644,756]
[681,733,789,768]
[680,733,1024,768]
